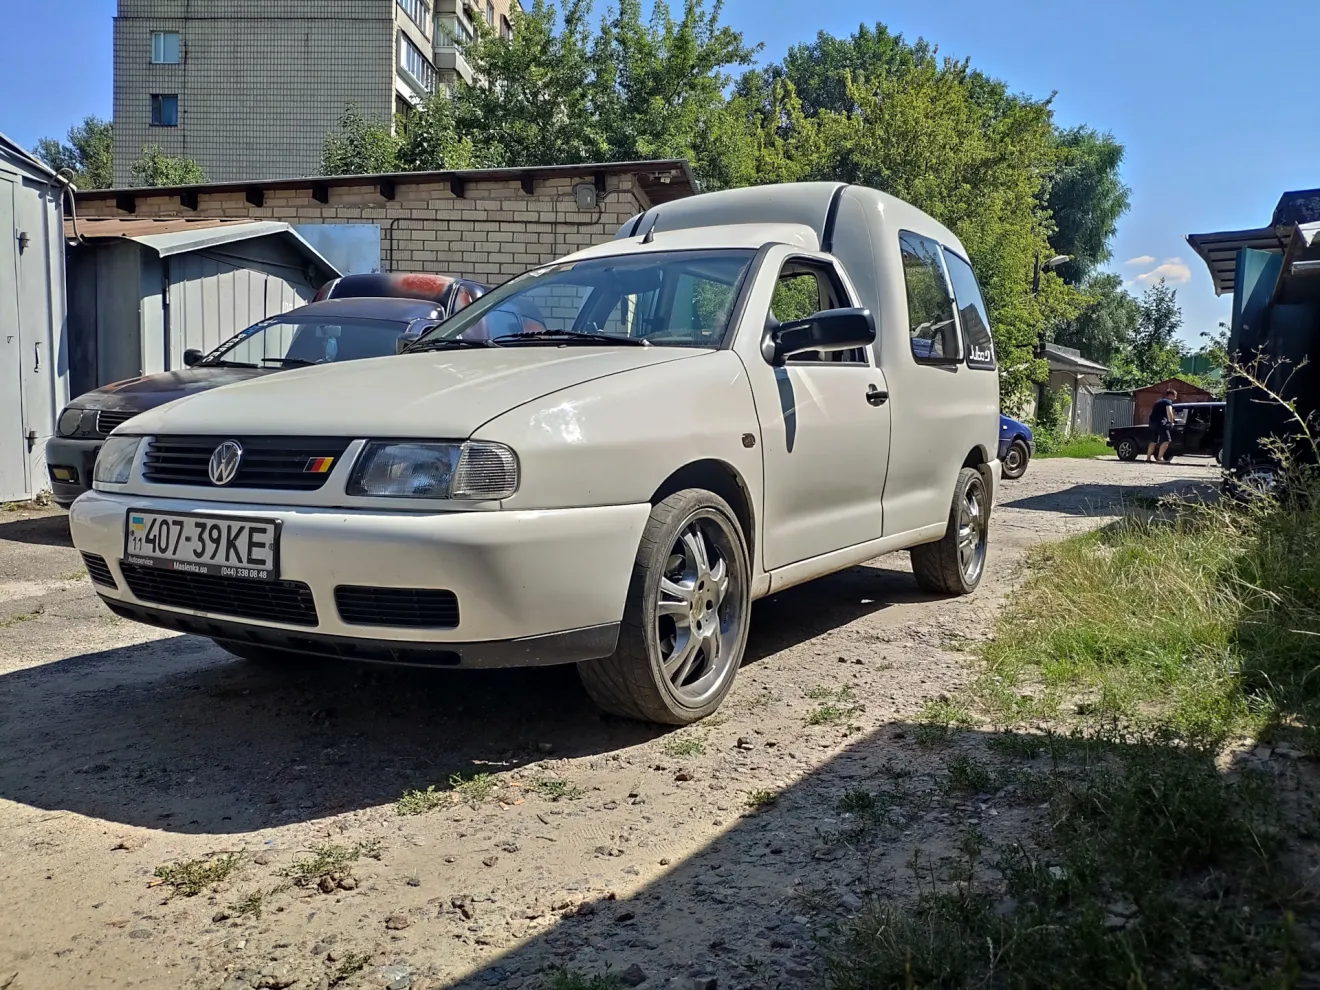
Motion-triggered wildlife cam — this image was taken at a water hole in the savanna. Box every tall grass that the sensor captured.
[975,475,1320,746]
[827,451,1320,987]
[1032,430,1112,460]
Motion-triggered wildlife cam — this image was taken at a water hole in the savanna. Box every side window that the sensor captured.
[943,249,995,370]
[899,231,958,363]
[770,261,865,364]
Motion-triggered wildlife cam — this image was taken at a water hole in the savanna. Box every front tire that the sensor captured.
[910,467,989,596]
[578,489,750,725]
[1116,438,1139,461]
[1002,439,1029,479]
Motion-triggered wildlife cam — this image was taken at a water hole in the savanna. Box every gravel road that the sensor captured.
[0,455,1217,990]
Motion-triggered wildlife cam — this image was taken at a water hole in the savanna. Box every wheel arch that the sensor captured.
[961,444,995,495]
[650,459,756,559]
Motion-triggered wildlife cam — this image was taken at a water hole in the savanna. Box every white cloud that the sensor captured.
[1125,255,1156,266]
[1130,257,1192,287]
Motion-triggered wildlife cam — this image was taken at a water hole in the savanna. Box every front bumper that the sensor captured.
[46,436,103,506]
[70,491,651,666]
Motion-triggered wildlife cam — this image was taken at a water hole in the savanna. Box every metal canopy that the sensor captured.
[66,216,339,278]
[1186,225,1287,297]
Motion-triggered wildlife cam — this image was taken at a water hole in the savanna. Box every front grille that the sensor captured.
[120,562,318,626]
[142,436,354,490]
[335,586,460,628]
[82,553,117,589]
[96,409,136,435]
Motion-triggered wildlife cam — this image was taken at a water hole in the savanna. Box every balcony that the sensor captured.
[434,45,474,85]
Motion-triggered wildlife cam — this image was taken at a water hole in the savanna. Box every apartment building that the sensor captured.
[112,0,516,186]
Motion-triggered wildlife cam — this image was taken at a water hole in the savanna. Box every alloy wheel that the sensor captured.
[653,512,744,708]
[956,477,988,585]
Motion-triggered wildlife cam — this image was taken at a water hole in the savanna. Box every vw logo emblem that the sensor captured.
[208,440,244,486]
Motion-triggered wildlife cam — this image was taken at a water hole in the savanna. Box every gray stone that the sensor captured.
[620,963,648,987]
[128,927,153,939]
[838,891,864,912]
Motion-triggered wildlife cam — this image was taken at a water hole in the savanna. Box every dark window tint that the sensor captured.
[150,94,179,126]
[944,250,995,369]
[899,231,957,362]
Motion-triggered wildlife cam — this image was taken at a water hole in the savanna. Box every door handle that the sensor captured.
[865,384,889,406]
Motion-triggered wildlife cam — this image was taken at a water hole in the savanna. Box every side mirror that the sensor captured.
[762,308,876,366]
[396,330,422,354]
[183,348,203,367]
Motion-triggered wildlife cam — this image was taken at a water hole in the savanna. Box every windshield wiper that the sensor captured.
[493,330,649,347]
[405,338,497,353]
[199,359,259,368]
[260,357,317,367]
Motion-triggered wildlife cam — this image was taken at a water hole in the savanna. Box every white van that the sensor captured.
[70,181,1000,724]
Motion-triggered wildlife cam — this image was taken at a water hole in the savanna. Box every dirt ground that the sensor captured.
[0,456,1217,990]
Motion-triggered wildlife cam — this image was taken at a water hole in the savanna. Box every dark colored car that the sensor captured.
[1108,401,1225,463]
[314,272,490,313]
[998,414,1034,480]
[46,296,453,507]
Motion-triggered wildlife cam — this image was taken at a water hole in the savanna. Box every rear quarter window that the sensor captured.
[943,249,995,370]
[899,231,959,363]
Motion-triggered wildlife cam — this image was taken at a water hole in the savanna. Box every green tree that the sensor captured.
[129,145,205,186]
[396,92,480,171]
[35,116,114,189]
[1045,127,1130,284]
[1104,279,1185,390]
[800,63,1073,403]
[320,104,401,175]
[1053,272,1139,365]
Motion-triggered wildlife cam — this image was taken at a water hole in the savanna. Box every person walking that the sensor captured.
[1146,389,1177,463]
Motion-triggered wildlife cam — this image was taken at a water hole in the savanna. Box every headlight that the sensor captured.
[93,436,143,486]
[348,441,519,499]
[58,407,86,437]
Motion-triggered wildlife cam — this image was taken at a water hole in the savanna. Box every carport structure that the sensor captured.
[66,216,339,397]
[1188,188,1320,469]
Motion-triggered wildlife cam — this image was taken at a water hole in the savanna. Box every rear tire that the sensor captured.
[910,467,989,596]
[1001,439,1029,479]
[1116,438,1139,461]
[578,489,750,725]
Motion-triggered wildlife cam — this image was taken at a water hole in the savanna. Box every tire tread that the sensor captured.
[578,490,746,725]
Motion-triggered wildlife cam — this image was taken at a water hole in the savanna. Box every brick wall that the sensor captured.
[113,0,394,185]
[79,173,649,284]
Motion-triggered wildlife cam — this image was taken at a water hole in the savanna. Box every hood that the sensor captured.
[70,367,275,414]
[121,347,705,438]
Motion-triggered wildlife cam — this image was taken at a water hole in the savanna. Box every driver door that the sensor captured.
[740,254,891,572]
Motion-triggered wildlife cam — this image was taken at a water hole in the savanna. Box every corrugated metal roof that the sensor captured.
[67,216,260,242]
[73,158,699,207]
[1186,225,1287,297]
[1043,343,1109,376]
[65,216,339,278]
[0,130,59,181]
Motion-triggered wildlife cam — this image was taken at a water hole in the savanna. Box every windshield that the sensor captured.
[413,249,756,348]
[202,316,409,367]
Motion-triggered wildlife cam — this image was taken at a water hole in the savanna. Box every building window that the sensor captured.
[150,94,179,126]
[438,15,473,44]
[151,31,181,63]
[397,0,430,33]
[486,1,494,24]
[500,14,512,39]
[398,35,437,93]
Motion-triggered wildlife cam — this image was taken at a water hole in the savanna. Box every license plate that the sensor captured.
[124,509,281,581]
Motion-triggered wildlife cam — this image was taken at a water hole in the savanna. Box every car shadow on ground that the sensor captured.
[0,511,73,548]
[0,559,934,835]
[1000,477,1219,516]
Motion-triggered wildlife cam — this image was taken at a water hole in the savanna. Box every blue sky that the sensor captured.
[3,0,1318,344]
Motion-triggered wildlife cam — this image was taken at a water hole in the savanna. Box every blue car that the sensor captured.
[999,414,1034,479]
